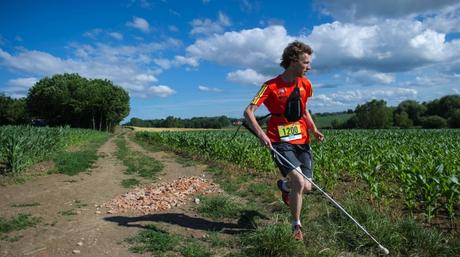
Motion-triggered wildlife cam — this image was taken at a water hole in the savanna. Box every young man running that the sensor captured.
[244,40,324,241]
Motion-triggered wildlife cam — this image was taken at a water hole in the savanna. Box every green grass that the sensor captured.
[10,202,40,207]
[240,223,306,257]
[0,213,40,234]
[115,136,164,180]
[52,132,109,176]
[126,224,180,254]
[196,194,242,219]
[180,240,212,257]
[59,209,77,216]
[121,178,140,188]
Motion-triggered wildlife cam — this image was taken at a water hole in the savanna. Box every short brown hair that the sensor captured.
[280,41,313,69]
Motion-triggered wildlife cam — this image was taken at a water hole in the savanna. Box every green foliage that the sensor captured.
[180,241,212,257]
[0,94,29,125]
[0,126,109,175]
[26,73,130,131]
[421,115,448,128]
[394,111,413,128]
[115,136,163,181]
[312,112,355,129]
[141,129,460,219]
[197,194,242,219]
[126,224,180,254]
[0,213,40,233]
[121,178,140,188]
[127,115,232,129]
[449,109,460,128]
[395,100,426,126]
[240,223,305,257]
[354,99,392,128]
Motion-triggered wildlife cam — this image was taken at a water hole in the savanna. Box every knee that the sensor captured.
[290,177,304,193]
[303,180,312,193]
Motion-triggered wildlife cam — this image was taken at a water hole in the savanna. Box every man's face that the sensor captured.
[291,53,312,76]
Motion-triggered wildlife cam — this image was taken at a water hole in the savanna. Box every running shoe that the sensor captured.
[293,225,304,241]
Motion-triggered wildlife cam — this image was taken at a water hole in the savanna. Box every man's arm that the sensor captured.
[304,104,324,142]
[244,104,272,148]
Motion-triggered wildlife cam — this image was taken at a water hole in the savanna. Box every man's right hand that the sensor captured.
[259,133,272,149]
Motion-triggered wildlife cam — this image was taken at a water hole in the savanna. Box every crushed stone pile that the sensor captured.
[103,176,220,214]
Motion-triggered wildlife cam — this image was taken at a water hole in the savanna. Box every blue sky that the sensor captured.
[1,0,460,122]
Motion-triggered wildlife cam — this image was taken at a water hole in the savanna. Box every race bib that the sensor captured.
[277,122,302,142]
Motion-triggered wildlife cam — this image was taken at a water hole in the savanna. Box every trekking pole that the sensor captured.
[270,146,389,255]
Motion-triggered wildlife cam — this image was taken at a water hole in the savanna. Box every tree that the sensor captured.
[394,111,413,128]
[0,94,29,125]
[26,73,129,131]
[354,99,392,128]
[394,100,426,126]
[448,109,460,128]
[421,115,447,128]
[425,95,460,118]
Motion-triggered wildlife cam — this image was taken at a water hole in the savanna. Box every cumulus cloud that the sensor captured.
[198,85,223,92]
[227,68,271,85]
[306,19,460,72]
[0,38,184,98]
[127,17,150,33]
[190,12,231,36]
[317,0,460,22]
[311,87,418,110]
[4,77,38,97]
[348,70,395,85]
[148,85,175,97]
[185,26,292,73]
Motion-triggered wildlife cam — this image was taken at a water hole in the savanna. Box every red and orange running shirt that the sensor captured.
[250,75,313,144]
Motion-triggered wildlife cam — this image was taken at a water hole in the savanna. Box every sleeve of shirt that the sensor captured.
[250,83,270,106]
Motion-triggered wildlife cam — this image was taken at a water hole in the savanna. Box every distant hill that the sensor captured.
[313,112,355,129]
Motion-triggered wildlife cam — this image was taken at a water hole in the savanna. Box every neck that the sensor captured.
[280,70,300,84]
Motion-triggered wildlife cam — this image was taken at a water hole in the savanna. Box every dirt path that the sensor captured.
[0,131,217,257]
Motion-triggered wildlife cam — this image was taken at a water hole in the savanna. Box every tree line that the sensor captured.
[330,95,460,129]
[0,73,130,131]
[126,116,233,129]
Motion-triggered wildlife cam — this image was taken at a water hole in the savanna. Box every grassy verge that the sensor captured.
[0,213,40,241]
[126,135,460,257]
[52,132,110,176]
[115,135,164,187]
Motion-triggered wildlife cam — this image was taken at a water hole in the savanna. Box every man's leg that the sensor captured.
[286,169,305,240]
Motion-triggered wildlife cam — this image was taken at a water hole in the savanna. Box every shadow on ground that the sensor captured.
[104,210,268,234]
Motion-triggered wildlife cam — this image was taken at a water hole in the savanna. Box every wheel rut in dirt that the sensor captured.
[0,132,232,257]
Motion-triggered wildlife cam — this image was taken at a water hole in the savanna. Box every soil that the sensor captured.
[0,130,224,257]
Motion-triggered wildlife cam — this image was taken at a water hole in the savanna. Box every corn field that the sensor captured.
[136,129,460,219]
[0,125,107,175]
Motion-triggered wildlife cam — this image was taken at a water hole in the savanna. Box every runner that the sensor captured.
[243,40,324,241]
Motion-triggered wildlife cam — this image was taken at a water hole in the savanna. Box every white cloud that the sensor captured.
[311,87,419,110]
[127,17,150,33]
[190,12,231,36]
[306,19,460,72]
[185,25,293,73]
[227,68,271,85]
[108,32,123,40]
[349,70,395,85]
[4,77,38,96]
[0,38,185,98]
[153,55,198,70]
[83,28,103,39]
[198,85,223,92]
[318,0,460,22]
[148,85,175,97]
